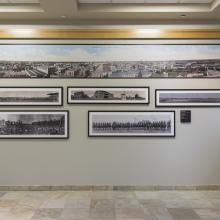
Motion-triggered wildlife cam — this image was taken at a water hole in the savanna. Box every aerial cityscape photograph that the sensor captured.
[0,44,220,78]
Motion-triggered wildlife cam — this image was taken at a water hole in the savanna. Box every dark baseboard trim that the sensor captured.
[0,185,220,191]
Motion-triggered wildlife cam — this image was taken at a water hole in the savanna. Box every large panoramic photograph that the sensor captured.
[0,44,220,78]
[89,111,175,137]
[0,111,69,138]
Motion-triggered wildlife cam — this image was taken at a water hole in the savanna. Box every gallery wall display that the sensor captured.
[0,44,220,78]
[156,89,220,107]
[0,87,63,106]
[67,87,149,104]
[88,111,175,137]
[0,111,69,139]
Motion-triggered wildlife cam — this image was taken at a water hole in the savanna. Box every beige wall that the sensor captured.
[0,40,220,186]
[0,78,219,186]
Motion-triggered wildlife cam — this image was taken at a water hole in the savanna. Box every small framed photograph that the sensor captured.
[156,89,220,107]
[180,110,191,123]
[0,87,63,106]
[88,111,175,137]
[67,87,149,104]
[0,111,69,139]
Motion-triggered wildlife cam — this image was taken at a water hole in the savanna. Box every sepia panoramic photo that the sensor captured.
[89,111,175,137]
[0,44,220,78]
[68,87,149,104]
[0,111,69,138]
[0,87,63,106]
[156,89,220,107]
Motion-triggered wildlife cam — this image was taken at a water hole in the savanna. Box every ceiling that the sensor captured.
[0,0,219,25]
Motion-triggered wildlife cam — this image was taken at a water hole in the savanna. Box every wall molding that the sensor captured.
[0,185,219,191]
[0,28,220,39]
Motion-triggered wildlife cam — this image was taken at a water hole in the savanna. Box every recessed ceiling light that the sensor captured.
[60,15,67,19]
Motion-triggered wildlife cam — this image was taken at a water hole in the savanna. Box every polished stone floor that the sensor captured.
[0,190,220,220]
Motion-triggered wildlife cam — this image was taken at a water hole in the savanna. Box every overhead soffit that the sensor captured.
[0,0,219,24]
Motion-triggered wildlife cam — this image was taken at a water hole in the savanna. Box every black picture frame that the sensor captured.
[0,110,69,139]
[155,89,220,107]
[0,43,220,79]
[88,111,175,137]
[180,110,191,123]
[0,87,63,106]
[67,86,150,104]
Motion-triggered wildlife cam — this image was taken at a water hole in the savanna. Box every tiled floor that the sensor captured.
[0,190,220,219]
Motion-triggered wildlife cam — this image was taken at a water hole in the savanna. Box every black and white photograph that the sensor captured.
[0,87,63,106]
[0,111,69,139]
[0,44,220,78]
[68,87,149,104]
[156,89,220,107]
[88,111,175,137]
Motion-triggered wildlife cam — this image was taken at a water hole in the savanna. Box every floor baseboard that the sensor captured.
[0,185,220,191]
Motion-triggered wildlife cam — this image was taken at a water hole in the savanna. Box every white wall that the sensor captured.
[0,40,220,186]
[0,78,219,186]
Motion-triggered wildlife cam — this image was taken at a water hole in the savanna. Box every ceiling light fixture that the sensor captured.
[8,29,35,37]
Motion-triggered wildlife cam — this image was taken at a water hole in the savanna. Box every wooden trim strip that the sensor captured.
[0,28,220,39]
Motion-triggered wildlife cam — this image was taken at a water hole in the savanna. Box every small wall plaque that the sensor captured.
[180,110,191,123]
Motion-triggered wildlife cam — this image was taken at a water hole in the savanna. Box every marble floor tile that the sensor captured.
[189,199,214,209]
[144,207,174,220]
[91,199,115,209]
[3,204,35,220]
[116,208,145,219]
[168,208,201,220]
[159,191,183,200]
[139,199,166,208]
[0,191,28,201]
[135,191,160,200]
[66,191,92,200]
[60,208,90,219]
[0,192,6,198]
[194,208,220,219]
[162,199,192,208]
[0,190,219,220]
[90,208,115,219]
[114,191,136,199]
[40,199,66,209]
[65,198,91,209]
[0,199,17,208]
[115,198,141,209]
[91,191,115,200]
[210,199,220,208]
[31,208,62,219]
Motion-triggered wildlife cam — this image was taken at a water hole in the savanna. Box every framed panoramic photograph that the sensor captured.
[67,87,149,104]
[0,44,220,78]
[156,89,220,107]
[88,111,175,137]
[0,87,63,106]
[0,111,69,139]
